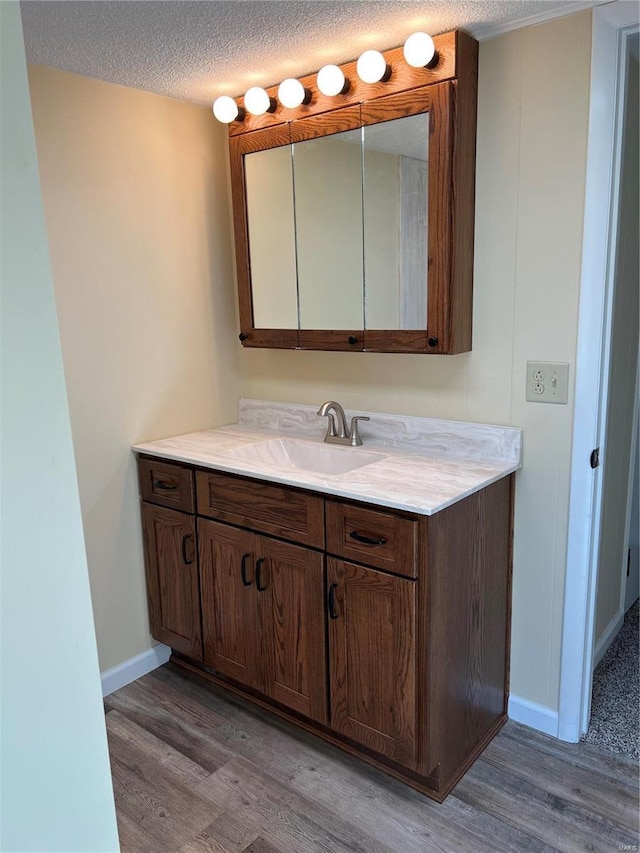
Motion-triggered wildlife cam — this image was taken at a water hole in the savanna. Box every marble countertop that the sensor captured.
[133,400,522,516]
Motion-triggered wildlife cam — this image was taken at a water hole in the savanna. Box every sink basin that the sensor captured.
[223,438,385,476]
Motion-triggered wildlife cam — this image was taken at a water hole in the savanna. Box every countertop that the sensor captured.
[133,400,522,516]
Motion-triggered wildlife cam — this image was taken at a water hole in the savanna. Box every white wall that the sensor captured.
[0,3,120,849]
[239,12,593,715]
[28,65,240,673]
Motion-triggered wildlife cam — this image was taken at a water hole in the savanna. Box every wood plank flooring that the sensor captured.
[105,663,639,853]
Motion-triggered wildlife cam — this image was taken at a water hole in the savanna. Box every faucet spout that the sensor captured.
[317,401,349,439]
[316,401,370,446]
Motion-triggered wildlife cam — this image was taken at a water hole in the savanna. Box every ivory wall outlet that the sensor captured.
[526,361,569,404]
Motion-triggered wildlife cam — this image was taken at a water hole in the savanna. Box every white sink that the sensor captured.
[223,438,386,476]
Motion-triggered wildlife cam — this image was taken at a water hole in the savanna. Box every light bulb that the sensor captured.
[317,64,348,96]
[212,95,241,124]
[356,50,389,84]
[403,32,437,68]
[278,78,308,108]
[244,86,274,116]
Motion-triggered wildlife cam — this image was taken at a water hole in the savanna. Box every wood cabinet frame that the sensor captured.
[228,29,478,354]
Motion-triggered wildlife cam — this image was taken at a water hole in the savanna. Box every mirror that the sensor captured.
[244,113,428,333]
[363,113,429,330]
[293,128,364,330]
[245,145,297,329]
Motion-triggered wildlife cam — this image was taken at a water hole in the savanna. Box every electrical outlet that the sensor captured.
[526,361,569,404]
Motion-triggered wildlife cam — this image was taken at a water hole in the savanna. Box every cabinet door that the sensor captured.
[141,504,202,659]
[198,519,260,690]
[257,537,327,724]
[328,558,416,768]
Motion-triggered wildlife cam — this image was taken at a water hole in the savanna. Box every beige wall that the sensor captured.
[595,53,639,645]
[28,66,239,672]
[239,12,592,712]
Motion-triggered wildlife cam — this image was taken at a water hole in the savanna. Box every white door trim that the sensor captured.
[558,1,640,743]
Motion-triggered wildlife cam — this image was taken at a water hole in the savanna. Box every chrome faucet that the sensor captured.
[317,401,370,447]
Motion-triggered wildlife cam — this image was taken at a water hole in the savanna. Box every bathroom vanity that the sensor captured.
[133,401,521,801]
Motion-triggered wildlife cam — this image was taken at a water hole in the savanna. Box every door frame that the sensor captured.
[558,1,640,743]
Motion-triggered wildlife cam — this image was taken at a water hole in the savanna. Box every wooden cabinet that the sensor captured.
[197,520,257,687]
[198,518,327,724]
[229,30,478,355]
[136,456,513,802]
[258,535,326,723]
[328,558,416,768]
[141,503,202,660]
[326,500,418,577]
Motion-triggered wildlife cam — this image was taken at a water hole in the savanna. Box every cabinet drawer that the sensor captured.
[137,457,195,513]
[326,501,418,578]
[196,471,324,549]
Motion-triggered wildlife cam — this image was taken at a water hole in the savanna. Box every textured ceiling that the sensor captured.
[21,0,598,107]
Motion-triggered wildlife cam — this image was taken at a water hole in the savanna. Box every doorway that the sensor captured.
[584,29,639,759]
[559,3,640,744]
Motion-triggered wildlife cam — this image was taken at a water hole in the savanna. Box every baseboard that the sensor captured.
[593,610,624,668]
[101,644,171,697]
[508,694,559,737]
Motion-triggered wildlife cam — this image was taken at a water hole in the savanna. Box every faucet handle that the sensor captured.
[348,416,370,446]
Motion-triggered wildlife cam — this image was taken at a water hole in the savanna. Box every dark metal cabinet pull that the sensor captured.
[255,557,267,592]
[240,553,252,587]
[349,530,388,546]
[181,534,194,565]
[328,583,339,619]
[152,480,178,491]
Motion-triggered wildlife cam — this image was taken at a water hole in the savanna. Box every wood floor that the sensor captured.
[105,663,639,853]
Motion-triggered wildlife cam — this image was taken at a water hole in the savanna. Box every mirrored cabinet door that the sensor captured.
[245,145,298,329]
[293,127,364,332]
[363,113,428,331]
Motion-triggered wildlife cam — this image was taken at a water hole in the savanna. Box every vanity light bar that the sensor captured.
[211,31,439,124]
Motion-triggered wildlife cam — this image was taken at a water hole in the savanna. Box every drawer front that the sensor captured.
[196,471,324,549]
[137,457,195,513]
[326,501,418,578]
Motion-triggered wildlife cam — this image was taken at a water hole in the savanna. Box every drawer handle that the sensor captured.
[181,534,195,565]
[328,583,339,619]
[240,553,252,587]
[152,480,178,491]
[255,557,267,592]
[349,530,388,546]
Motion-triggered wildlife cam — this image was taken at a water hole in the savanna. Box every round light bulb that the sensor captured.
[244,86,273,116]
[278,78,307,108]
[356,50,388,84]
[317,64,348,97]
[212,95,240,124]
[403,32,436,68]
